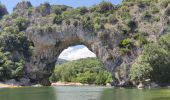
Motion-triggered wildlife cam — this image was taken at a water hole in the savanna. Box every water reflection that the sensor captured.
[0,86,170,100]
[100,88,148,100]
[100,88,170,100]
[0,87,57,100]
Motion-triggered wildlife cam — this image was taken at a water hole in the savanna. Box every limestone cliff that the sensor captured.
[0,1,170,86]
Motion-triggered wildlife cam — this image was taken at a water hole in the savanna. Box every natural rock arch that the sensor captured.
[25,24,122,86]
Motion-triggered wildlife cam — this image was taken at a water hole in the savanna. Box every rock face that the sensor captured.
[25,24,123,86]
[1,1,169,86]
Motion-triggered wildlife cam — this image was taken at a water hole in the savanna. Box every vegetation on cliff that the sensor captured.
[130,32,170,86]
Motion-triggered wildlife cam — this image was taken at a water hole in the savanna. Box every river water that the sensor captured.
[0,86,170,100]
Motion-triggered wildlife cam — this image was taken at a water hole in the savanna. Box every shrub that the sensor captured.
[27,7,33,15]
[39,2,51,15]
[165,7,170,16]
[0,48,24,81]
[65,19,70,25]
[120,38,133,48]
[120,48,131,54]
[53,15,63,25]
[14,17,30,31]
[90,1,114,13]
[150,5,159,14]
[94,23,105,31]
[61,9,79,19]
[130,33,170,85]
[98,1,114,13]
[108,14,118,24]
[73,20,78,27]
[51,6,62,15]
[126,19,137,31]
[120,12,132,20]
[50,58,112,85]
[160,0,170,8]
[76,7,89,15]
[142,11,152,21]
[93,17,101,24]
[130,62,152,82]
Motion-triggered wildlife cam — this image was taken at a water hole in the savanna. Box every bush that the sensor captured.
[76,7,89,15]
[51,6,62,15]
[150,5,159,14]
[50,58,112,85]
[130,62,152,82]
[160,0,170,8]
[120,38,133,48]
[126,19,137,31]
[90,1,114,13]
[94,23,105,31]
[14,17,30,31]
[73,20,78,27]
[108,14,118,24]
[61,9,79,19]
[98,1,114,13]
[0,49,24,81]
[120,12,132,21]
[142,11,152,21]
[130,33,170,85]
[53,15,63,25]
[165,7,170,16]
[65,19,70,25]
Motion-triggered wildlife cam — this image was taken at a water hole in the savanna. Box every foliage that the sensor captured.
[90,1,114,13]
[50,58,112,85]
[51,6,62,15]
[53,15,63,25]
[14,17,30,31]
[0,48,24,81]
[160,0,170,8]
[76,7,89,15]
[120,38,133,48]
[130,33,170,85]
[126,19,137,31]
[61,9,79,19]
[165,7,170,16]
[108,14,118,24]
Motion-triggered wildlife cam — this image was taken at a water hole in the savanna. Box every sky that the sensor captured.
[0,0,122,61]
[59,45,96,60]
[0,0,122,13]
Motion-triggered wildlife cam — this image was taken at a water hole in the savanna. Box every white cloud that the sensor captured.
[59,45,96,61]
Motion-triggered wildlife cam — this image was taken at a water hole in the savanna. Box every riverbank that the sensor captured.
[0,83,20,88]
[52,82,91,86]
[51,82,112,86]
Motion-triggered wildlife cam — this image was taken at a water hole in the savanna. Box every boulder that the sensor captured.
[19,78,31,86]
[5,79,17,85]
[137,83,144,89]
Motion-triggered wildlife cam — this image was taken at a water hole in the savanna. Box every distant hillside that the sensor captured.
[56,58,68,65]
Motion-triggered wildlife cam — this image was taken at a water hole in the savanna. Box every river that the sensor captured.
[0,86,170,100]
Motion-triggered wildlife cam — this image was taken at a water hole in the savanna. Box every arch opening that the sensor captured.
[50,45,113,86]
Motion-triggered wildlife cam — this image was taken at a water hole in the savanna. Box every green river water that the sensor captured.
[0,86,170,100]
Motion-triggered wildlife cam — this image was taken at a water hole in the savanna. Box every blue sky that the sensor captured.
[0,0,122,13]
